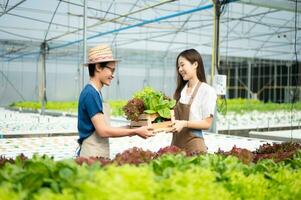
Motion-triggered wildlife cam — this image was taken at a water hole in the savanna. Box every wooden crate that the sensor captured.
[130,110,175,132]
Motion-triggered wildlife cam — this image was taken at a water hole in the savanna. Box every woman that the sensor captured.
[171,49,217,154]
[78,44,154,158]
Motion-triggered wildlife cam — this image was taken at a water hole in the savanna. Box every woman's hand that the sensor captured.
[135,126,155,139]
[171,120,187,133]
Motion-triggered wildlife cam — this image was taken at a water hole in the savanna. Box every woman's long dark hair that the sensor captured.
[174,49,207,102]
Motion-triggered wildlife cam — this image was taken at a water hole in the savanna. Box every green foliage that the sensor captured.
[133,87,158,100]
[1,153,301,199]
[132,87,176,119]
[0,183,26,200]
[0,154,81,200]
[288,150,301,169]
[10,101,41,110]
[9,100,128,117]
[33,189,75,200]
[9,101,78,113]
[220,98,301,114]
[150,154,200,178]
[155,167,231,200]
[78,165,157,200]
[9,98,301,117]
[225,171,270,200]
[267,168,301,199]
[108,100,126,117]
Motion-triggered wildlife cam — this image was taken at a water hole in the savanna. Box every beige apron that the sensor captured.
[171,82,207,154]
[79,102,110,158]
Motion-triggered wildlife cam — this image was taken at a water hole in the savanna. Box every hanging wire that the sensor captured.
[110,0,139,100]
[220,0,229,15]
[290,0,299,141]
[0,0,26,18]
[35,0,61,107]
[76,15,81,100]
[0,28,41,41]
[44,0,62,41]
[104,0,115,18]
[0,61,8,103]
[144,27,149,88]
[0,62,25,101]
[21,56,24,94]
[111,0,138,45]
[33,53,39,99]
[4,0,10,11]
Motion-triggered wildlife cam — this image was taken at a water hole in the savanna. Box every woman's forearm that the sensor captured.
[186,117,213,130]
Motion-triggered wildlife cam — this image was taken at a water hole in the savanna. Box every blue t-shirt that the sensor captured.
[77,84,103,144]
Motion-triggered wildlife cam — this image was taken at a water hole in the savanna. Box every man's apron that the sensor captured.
[79,102,110,158]
[171,82,207,154]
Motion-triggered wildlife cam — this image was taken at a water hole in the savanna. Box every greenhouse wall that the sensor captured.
[1,46,299,106]
[219,57,301,103]
[0,48,213,106]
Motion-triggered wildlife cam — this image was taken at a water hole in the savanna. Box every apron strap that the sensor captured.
[188,81,202,105]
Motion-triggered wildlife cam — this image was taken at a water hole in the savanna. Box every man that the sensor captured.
[77,44,154,157]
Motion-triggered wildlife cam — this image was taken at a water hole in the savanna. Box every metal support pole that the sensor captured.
[280,62,283,102]
[235,66,238,98]
[211,0,221,85]
[269,61,272,101]
[82,0,87,90]
[227,65,230,98]
[163,57,167,93]
[210,0,221,134]
[274,64,277,102]
[286,63,290,103]
[247,61,251,99]
[40,42,48,114]
[256,60,263,100]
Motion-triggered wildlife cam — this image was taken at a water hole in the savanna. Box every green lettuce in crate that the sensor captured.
[123,87,176,121]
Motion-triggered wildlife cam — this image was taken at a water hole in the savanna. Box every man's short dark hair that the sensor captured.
[88,62,109,77]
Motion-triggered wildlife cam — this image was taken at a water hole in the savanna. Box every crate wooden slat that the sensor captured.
[130,110,174,132]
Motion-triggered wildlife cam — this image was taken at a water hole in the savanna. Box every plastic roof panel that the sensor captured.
[0,0,299,61]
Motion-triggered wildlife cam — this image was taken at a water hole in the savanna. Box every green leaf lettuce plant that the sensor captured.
[123,87,176,121]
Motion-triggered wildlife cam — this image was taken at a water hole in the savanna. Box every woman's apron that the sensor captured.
[79,93,110,158]
[171,82,207,154]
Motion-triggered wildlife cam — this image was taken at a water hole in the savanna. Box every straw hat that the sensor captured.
[84,44,118,66]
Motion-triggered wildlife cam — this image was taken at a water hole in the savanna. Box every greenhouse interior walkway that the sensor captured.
[0,107,284,160]
[0,131,280,161]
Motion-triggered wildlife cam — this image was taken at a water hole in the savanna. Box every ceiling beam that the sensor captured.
[239,0,301,13]
[0,0,26,17]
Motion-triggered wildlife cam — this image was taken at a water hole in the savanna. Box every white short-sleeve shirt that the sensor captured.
[179,82,217,137]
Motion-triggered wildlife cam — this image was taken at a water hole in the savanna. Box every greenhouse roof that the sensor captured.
[0,0,300,62]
